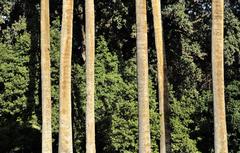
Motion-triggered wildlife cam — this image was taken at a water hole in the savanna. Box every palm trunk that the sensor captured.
[41,0,52,152]
[85,0,96,152]
[58,0,74,152]
[151,0,170,152]
[212,0,228,152]
[136,0,151,152]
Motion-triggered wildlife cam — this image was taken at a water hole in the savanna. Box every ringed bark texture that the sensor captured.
[85,0,96,152]
[212,0,228,152]
[151,0,170,152]
[41,0,52,152]
[136,0,151,152]
[58,0,74,152]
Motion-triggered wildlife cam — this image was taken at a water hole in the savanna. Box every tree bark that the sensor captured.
[58,0,74,152]
[41,0,52,152]
[151,0,170,152]
[212,0,228,152]
[136,0,151,152]
[85,0,96,152]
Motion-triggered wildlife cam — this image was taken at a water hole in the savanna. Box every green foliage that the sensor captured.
[72,36,159,152]
[169,86,199,153]
[0,0,15,24]
[50,18,61,133]
[224,8,240,66]
[0,0,239,152]
[226,81,240,152]
[0,16,41,153]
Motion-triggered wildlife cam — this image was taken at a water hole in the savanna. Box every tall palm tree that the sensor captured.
[85,0,96,152]
[41,0,52,152]
[151,0,169,152]
[58,0,74,152]
[212,0,228,152]
[136,0,151,152]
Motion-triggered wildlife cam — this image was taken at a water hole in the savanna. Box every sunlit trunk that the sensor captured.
[41,0,52,152]
[212,0,228,152]
[85,0,96,152]
[151,0,170,152]
[58,0,74,152]
[136,0,151,152]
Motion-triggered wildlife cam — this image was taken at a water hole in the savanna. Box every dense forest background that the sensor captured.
[0,0,239,152]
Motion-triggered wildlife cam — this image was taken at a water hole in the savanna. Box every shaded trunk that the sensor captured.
[151,0,170,152]
[85,0,96,152]
[212,0,228,152]
[58,0,74,152]
[41,0,52,152]
[136,0,151,152]
[81,24,86,62]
